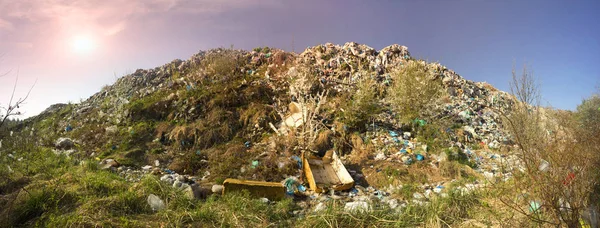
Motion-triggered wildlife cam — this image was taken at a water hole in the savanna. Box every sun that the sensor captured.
[71,35,96,54]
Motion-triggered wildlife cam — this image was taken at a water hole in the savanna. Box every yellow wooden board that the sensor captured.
[303,151,354,193]
[222,178,286,201]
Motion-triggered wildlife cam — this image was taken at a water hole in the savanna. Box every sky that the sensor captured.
[0,0,599,118]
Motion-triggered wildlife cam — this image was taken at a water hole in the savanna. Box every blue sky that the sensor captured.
[1,0,598,118]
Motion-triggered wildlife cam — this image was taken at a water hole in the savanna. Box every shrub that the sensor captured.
[338,74,382,131]
[499,65,600,227]
[388,61,443,123]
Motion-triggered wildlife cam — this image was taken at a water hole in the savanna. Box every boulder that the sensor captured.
[55,138,74,150]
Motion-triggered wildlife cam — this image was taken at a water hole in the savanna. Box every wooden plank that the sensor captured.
[303,151,354,193]
[222,178,286,201]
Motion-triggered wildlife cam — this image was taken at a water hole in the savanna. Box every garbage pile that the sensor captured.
[297,42,514,150]
[18,41,534,216]
[297,42,410,93]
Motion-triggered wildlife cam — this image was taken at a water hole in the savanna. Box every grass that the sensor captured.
[3,47,589,227]
[298,189,485,227]
[0,130,498,227]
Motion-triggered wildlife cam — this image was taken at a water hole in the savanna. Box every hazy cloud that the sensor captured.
[0,0,281,37]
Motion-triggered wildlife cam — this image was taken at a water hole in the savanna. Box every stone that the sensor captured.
[105,125,118,134]
[212,184,224,194]
[55,138,74,150]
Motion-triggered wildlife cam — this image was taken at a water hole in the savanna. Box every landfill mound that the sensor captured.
[13,42,523,215]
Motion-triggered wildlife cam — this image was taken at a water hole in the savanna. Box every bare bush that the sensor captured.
[0,70,36,133]
[499,65,600,227]
[279,65,328,154]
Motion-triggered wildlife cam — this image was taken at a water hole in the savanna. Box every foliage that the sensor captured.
[576,93,600,139]
[338,74,382,131]
[388,61,443,123]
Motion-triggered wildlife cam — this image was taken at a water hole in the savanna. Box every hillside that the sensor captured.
[0,42,597,227]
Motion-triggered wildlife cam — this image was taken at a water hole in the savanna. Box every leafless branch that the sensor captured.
[0,69,37,131]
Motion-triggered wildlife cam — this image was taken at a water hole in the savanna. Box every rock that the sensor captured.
[188,184,212,199]
[344,201,370,212]
[147,194,165,211]
[105,125,118,134]
[212,184,224,194]
[142,165,152,171]
[55,138,74,150]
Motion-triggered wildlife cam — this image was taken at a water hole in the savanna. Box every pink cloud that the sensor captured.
[0,18,12,30]
[0,0,281,38]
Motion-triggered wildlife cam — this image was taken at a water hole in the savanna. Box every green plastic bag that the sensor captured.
[414,118,427,127]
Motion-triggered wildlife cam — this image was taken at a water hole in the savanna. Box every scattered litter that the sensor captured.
[147,194,165,211]
[529,201,541,213]
[291,155,302,168]
[416,154,424,161]
[314,202,327,212]
[344,201,370,212]
[538,160,550,172]
[284,177,305,195]
[374,152,387,161]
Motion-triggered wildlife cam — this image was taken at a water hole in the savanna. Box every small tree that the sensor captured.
[338,72,382,131]
[388,60,442,124]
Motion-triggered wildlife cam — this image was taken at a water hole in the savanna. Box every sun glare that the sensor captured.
[71,36,96,54]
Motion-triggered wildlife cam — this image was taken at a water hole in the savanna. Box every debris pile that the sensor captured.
[14,41,532,217]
